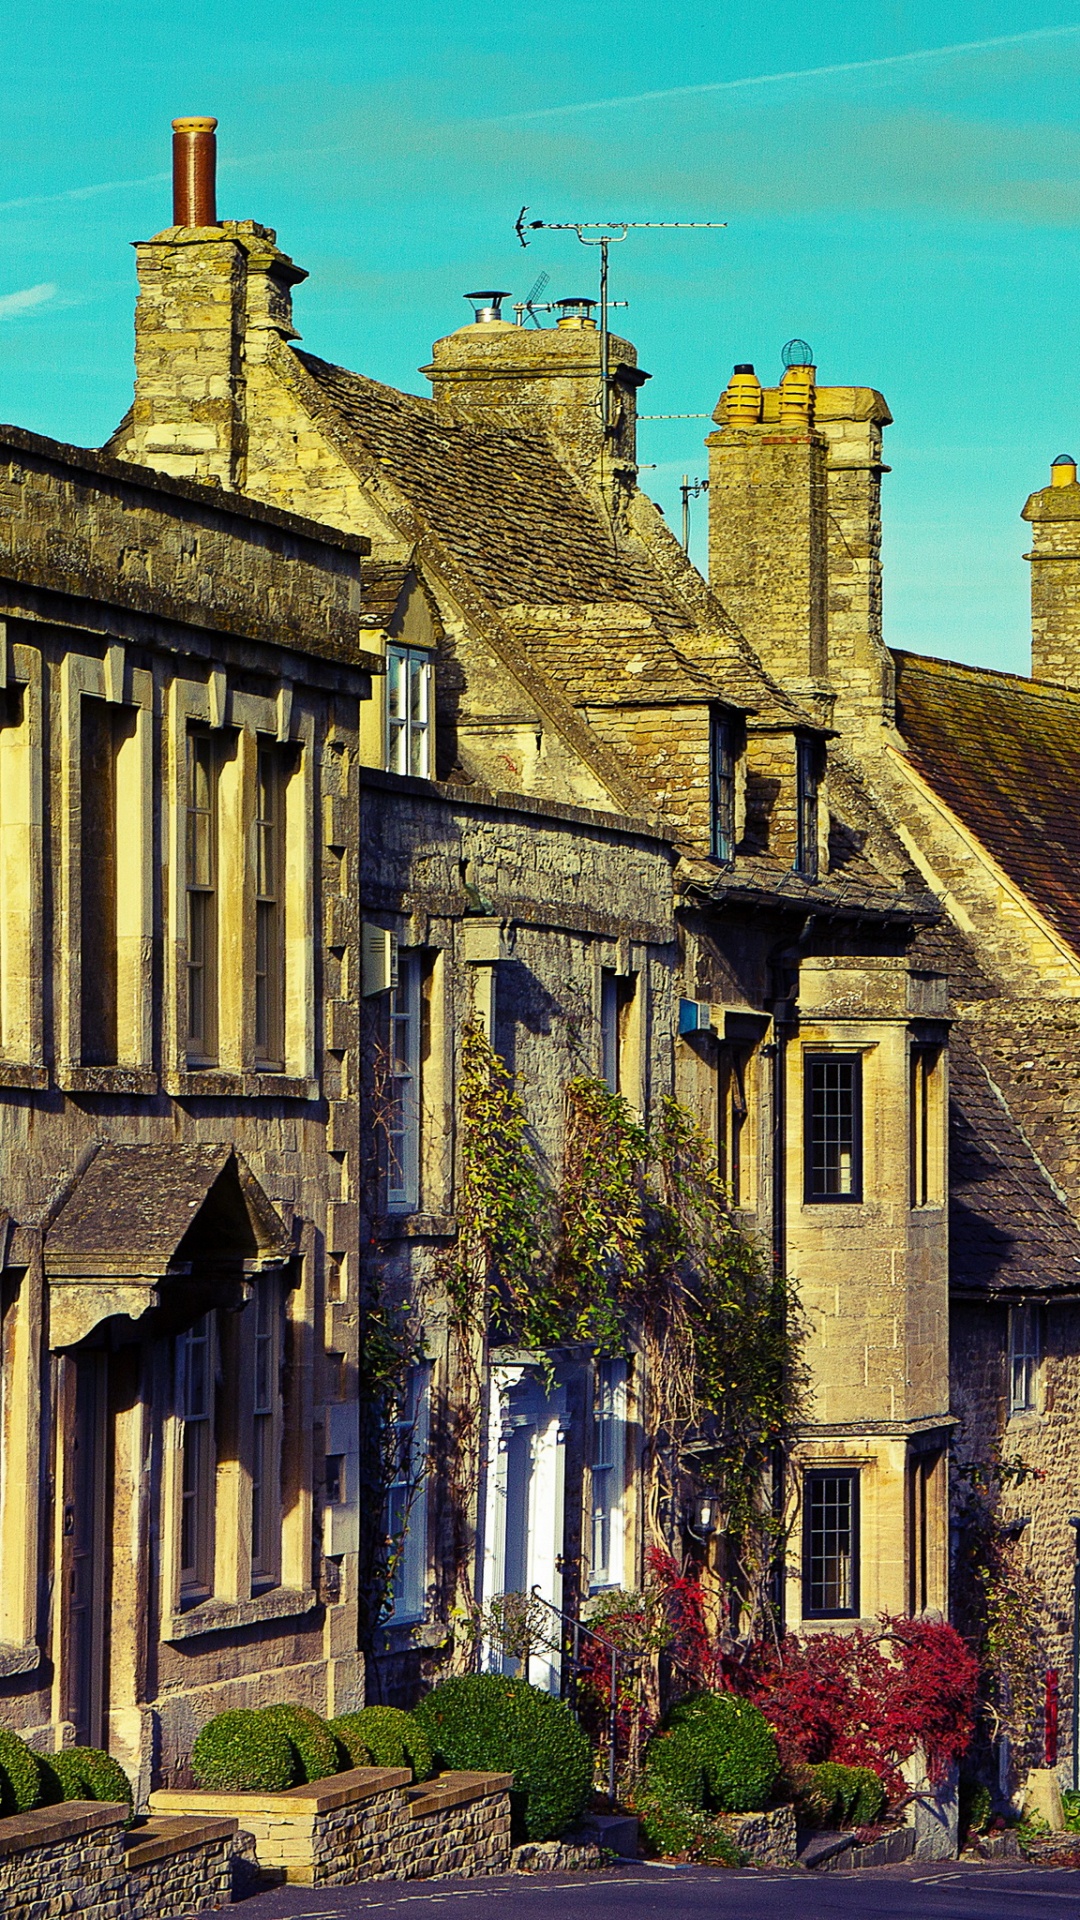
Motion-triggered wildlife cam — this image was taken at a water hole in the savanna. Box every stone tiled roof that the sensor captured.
[950,1032,1080,1296]
[679,853,938,923]
[297,355,696,626]
[893,649,1080,957]
[45,1144,290,1279]
[293,353,811,730]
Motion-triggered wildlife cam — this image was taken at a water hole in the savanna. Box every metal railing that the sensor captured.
[526,1587,640,1806]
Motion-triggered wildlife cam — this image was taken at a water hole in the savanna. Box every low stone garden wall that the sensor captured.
[124,1814,238,1915]
[150,1767,411,1887]
[720,1804,797,1867]
[150,1765,513,1887]
[0,1800,237,1920]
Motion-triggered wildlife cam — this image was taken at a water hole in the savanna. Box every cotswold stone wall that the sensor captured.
[151,1767,513,1886]
[392,1775,511,1880]
[0,1801,236,1920]
[952,1299,1080,1762]
[0,1804,127,1920]
[125,1816,237,1917]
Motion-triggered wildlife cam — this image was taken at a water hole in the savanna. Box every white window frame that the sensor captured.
[386,645,433,778]
[387,952,422,1211]
[384,1363,431,1623]
[1009,1302,1041,1415]
[590,1357,626,1590]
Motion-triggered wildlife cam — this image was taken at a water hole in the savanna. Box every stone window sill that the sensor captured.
[0,1641,40,1678]
[0,1064,48,1090]
[165,1070,318,1101]
[58,1065,157,1095]
[164,1586,317,1642]
[374,1213,457,1242]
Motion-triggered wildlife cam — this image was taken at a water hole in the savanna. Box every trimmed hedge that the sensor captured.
[258,1705,339,1785]
[191,1709,295,1792]
[803,1761,885,1829]
[414,1674,591,1842]
[329,1708,434,1782]
[0,1730,43,1816]
[39,1748,134,1824]
[645,1692,778,1817]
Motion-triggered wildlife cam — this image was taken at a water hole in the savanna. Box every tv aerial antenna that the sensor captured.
[513,270,550,327]
[515,209,727,430]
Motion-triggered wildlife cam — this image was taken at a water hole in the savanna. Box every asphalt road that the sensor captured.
[200,1859,1080,1920]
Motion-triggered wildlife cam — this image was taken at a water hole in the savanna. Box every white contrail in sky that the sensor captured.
[0,282,57,318]
[0,175,168,216]
[496,22,1080,124]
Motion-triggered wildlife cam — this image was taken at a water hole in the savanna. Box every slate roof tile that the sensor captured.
[949,1031,1080,1295]
[894,649,1080,956]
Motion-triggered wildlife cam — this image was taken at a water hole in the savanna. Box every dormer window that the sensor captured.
[796,735,820,881]
[387,645,433,778]
[710,708,737,865]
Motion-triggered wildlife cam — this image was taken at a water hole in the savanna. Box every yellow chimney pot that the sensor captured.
[1052,454,1078,487]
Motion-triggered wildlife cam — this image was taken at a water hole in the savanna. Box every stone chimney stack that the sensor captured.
[122,117,307,489]
[422,293,649,497]
[707,359,829,695]
[707,358,894,721]
[1023,455,1080,688]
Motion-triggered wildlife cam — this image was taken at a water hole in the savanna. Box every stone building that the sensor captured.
[706,355,1080,1768]
[0,422,379,1793]
[100,116,957,1703]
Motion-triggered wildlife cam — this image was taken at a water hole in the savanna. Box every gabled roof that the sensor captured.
[893,649,1080,957]
[949,1032,1080,1297]
[291,351,814,733]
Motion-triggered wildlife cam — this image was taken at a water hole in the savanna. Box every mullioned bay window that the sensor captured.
[803,1468,860,1619]
[804,1052,863,1202]
[170,1281,287,1615]
[168,679,316,1093]
[59,650,154,1087]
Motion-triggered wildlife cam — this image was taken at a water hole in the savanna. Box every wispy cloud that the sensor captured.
[0,282,57,319]
[495,22,1080,124]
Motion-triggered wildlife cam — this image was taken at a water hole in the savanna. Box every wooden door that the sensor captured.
[64,1352,107,1748]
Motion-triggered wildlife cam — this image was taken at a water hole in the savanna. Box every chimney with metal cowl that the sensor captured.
[421,291,648,497]
[172,117,218,228]
[112,117,307,489]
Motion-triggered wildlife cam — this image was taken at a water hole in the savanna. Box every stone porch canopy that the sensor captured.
[44,1144,292,1348]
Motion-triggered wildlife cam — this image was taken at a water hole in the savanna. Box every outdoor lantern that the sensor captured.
[693,1495,721,1537]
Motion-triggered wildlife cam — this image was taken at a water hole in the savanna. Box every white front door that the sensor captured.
[481,1363,567,1692]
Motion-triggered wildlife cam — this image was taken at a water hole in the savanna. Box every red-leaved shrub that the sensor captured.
[745,1616,978,1797]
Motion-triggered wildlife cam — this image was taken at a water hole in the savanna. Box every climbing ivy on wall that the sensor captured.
[439,1019,808,1634]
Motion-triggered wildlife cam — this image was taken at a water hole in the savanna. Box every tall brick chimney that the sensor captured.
[121,118,307,489]
[422,294,649,498]
[707,361,894,722]
[1023,456,1080,689]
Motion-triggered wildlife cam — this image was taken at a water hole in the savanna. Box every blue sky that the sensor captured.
[3,1,1080,671]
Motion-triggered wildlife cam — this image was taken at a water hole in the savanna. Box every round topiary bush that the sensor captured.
[414,1674,591,1842]
[0,1729,43,1816]
[329,1708,434,1782]
[191,1709,295,1792]
[257,1705,339,1785]
[806,1761,885,1829]
[38,1748,134,1824]
[644,1692,778,1815]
